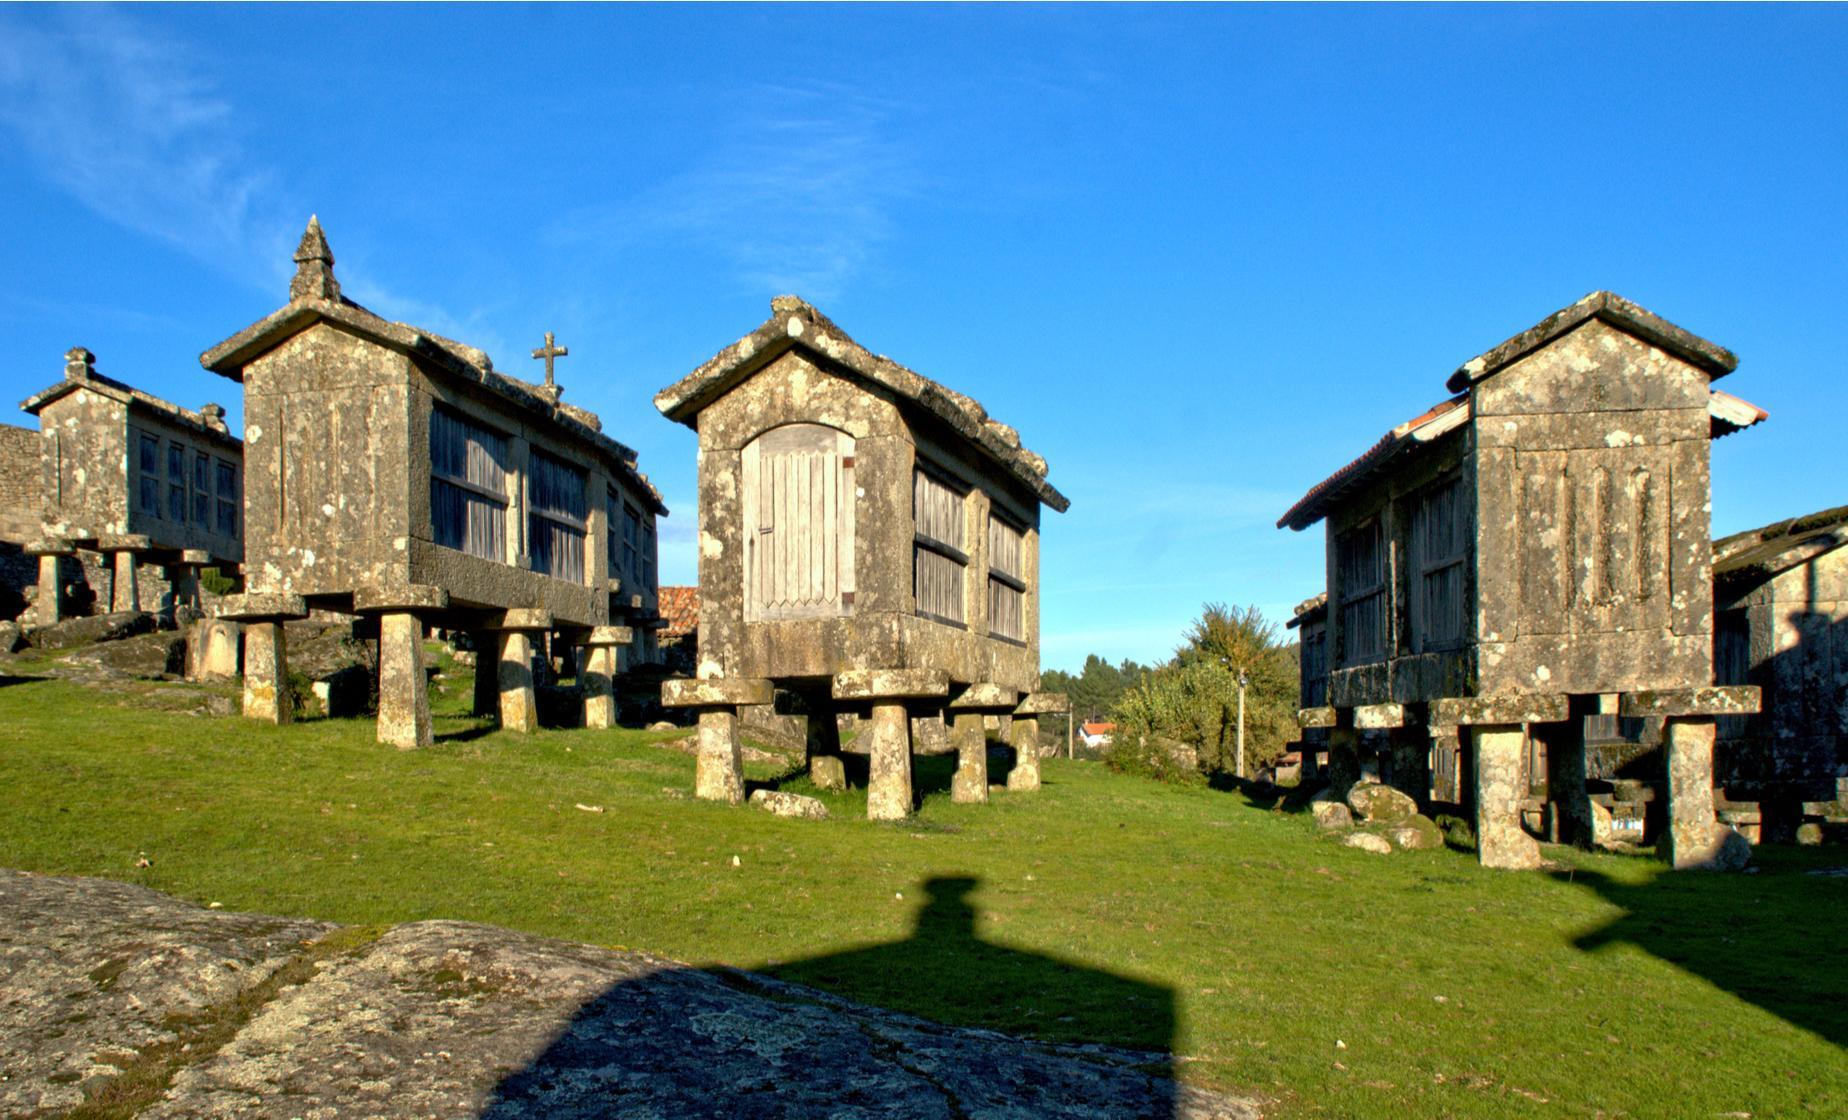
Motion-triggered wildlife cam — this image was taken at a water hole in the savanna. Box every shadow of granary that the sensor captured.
[1556,857,1848,1047]
[482,876,1187,1118]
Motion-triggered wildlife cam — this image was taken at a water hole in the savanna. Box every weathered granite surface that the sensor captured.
[0,871,1262,1119]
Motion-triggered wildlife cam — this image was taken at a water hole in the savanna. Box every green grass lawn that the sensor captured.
[0,661,1843,1118]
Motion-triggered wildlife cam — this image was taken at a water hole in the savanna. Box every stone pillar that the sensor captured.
[805,696,847,792]
[27,540,72,627]
[1008,691,1067,795]
[1327,725,1362,790]
[471,630,498,717]
[498,630,539,733]
[242,621,290,724]
[376,612,432,749]
[866,701,914,821]
[1007,716,1042,792]
[580,626,633,730]
[111,549,141,613]
[212,594,308,725]
[695,708,746,804]
[660,677,775,804]
[950,711,988,803]
[1388,725,1430,807]
[1473,725,1543,870]
[1665,717,1721,870]
[193,618,241,681]
[1544,707,1593,848]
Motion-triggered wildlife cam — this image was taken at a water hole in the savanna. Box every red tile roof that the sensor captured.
[657,585,698,637]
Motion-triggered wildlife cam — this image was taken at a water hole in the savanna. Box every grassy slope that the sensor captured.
[0,662,1842,1119]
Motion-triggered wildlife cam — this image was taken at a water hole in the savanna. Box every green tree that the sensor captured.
[1109,603,1298,779]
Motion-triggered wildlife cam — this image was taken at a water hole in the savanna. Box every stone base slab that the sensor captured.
[94,533,153,553]
[1297,706,1338,730]
[949,682,1019,710]
[24,538,73,557]
[1355,703,1405,729]
[1618,686,1761,718]
[491,607,554,631]
[584,625,635,646]
[213,593,309,622]
[1435,693,1570,727]
[354,584,450,613]
[1014,691,1070,716]
[662,677,775,709]
[833,668,950,701]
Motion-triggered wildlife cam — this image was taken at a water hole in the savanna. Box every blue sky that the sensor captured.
[1,4,1842,672]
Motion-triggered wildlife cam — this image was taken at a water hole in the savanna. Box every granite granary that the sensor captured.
[1713,504,1848,841]
[654,297,1069,818]
[1280,292,1767,870]
[17,347,244,626]
[199,218,664,746]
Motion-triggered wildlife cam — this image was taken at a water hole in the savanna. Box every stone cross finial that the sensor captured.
[531,331,568,399]
[64,347,95,381]
[290,215,341,303]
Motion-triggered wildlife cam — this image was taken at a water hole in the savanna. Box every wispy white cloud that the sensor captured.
[0,9,295,288]
[548,81,919,302]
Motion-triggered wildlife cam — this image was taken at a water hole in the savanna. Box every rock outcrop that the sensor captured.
[0,871,1262,1120]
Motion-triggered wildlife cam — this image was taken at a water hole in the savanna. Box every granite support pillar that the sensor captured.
[1006,715,1042,792]
[1472,724,1543,870]
[376,612,432,749]
[110,550,141,614]
[805,696,847,792]
[695,708,745,804]
[950,711,988,803]
[28,541,71,626]
[1665,716,1721,870]
[866,700,914,821]
[1327,725,1361,790]
[498,630,539,734]
[241,621,290,725]
[580,626,633,730]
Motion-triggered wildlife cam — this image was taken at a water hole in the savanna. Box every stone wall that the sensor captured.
[0,423,42,544]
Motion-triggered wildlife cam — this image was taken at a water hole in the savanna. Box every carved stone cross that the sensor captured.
[531,331,569,390]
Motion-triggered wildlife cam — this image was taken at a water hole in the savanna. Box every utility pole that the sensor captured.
[1235,667,1249,780]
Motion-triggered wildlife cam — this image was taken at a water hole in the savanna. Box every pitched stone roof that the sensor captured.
[1446,290,1738,393]
[1278,292,1765,532]
[21,348,240,449]
[201,218,665,516]
[1286,592,1327,629]
[654,296,1070,513]
[1713,504,1848,590]
[656,584,698,638]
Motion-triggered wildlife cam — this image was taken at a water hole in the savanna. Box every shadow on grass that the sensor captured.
[0,674,49,690]
[1556,848,1848,1047]
[433,721,498,745]
[483,876,1186,1117]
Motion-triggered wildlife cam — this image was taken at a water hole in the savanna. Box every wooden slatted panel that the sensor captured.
[1413,476,1467,650]
[914,469,966,624]
[745,425,851,620]
[430,408,509,562]
[528,450,587,583]
[1336,520,1385,665]
[987,514,1024,641]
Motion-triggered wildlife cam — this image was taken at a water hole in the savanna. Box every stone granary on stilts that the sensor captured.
[1712,504,1848,842]
[1278,292,1768,870]
[18,346,244,627]
[199,218,664,746]
[654,297,1070,819]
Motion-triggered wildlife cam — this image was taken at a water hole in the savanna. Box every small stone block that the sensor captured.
[1618,686,1762,718]
[832,668,950,701]
[496,608,553,631]
[179,549,212,565]
[1014,691,1069,716]
[661,677,775,708]
[95,533,153,552]
[353,584,450,613]
[948,682,1018,710]
[1297,706,1338,729]
[1355,703,1405,729]
[584,625,634,646]
[1435,693,1570,727]
[24,538,73,556]
[213,592,309,621]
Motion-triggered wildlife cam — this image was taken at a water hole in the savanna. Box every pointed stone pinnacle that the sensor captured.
[290,215,341,303]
